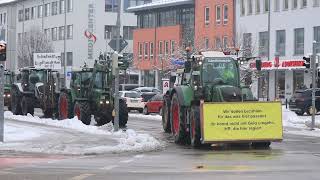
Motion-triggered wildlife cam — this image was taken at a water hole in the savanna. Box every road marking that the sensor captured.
[69,173,95,180]
[100,165,118,170]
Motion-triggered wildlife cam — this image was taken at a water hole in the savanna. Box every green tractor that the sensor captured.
[162,51,282,147]
[4,70,14,110]
[11,67,60,117]
[58,58,129,127]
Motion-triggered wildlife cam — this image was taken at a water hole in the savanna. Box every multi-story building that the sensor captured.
[1,0,150,84]
[236,0,320,101]
[129,0,235,88]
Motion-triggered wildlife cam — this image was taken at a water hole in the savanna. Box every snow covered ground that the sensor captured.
[0,112,163,155]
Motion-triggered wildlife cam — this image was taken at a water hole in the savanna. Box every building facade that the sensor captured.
[236,0,320,101]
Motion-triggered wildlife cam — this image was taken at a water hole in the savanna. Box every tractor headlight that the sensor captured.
[198,61,202,65]
[24,84,27,86]
[7,94,10,97]
[194,85,198,91]
[2,94,5,97]
[105,100,110,104]
[100,101,104,104]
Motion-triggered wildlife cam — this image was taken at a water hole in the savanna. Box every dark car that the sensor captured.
[289,89,320,116]
[143,94,163,115]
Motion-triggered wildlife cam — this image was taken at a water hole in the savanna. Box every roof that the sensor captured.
[127,0,194,12]
[201,51,227,58]
[0,0,18,5]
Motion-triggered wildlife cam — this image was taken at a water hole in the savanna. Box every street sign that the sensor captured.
[34,53,62,70]
[162,78,170,94]
[108,37,128,53]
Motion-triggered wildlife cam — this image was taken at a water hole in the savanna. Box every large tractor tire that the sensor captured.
[190,106,201,147]
[252,142,271,149]
[21,96,34,116]
[119,99,128,127]
[170,93,188,144]
[11,87,22,115]
[74,101,91,125]
[58,92,73,120]
[162,96,171,133]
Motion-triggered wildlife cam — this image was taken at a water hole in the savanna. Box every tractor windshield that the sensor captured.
[4,74,11,85]
[29,70,47,83]
[202,57,239,87]
[93,71,107,89]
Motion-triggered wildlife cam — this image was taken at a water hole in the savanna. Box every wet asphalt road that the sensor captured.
[1,113,320,180]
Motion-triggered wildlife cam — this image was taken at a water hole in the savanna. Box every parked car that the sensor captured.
[132,87,161,94]
[143,94,163,115]
[289,89,320,116]
[120,91,145,113]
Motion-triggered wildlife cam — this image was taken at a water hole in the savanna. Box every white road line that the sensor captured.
[69,173,95,180]
[100,165,118,170]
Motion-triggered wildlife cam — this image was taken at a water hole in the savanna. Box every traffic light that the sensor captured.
[256,59,262,71]
[303,56,311,69]
[0,41,6,61]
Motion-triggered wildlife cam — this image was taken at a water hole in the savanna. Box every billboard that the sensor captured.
[33,53,62,70]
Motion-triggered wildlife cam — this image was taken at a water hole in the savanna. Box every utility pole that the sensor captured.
[113,0,121,131]
[0,65,3,142]
[311,42,320,130]
[267,0,271,101]
[63,0,67,88]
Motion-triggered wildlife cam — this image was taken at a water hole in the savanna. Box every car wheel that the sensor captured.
[295,111,304,116]
[143,106,149,115]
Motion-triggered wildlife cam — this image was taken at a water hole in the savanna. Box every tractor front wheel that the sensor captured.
[162,96,171,133]
[190,106,201,147]
[58,92,73,120]
[11,87,22,115]
[21,96,34,116]
[74,101,91,125]
[170,94,188,144]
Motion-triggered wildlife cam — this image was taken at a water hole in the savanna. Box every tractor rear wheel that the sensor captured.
[190,106,201,147]
[21,96,34,116]
[162,96,171,133]
[252,142,271,149]
[170,93,188,144]
[119,99,128,127]
[58,92,73,120]
[11,87,22,115]
[74,101,91,125]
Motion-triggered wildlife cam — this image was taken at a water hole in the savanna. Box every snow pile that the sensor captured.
[129,113,162,121]
[282,107,309,128]
[3,111,163,155]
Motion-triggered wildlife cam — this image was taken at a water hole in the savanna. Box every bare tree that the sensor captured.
[17,26,54,68]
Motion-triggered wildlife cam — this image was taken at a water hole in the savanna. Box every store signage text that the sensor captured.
[250,60,305,70]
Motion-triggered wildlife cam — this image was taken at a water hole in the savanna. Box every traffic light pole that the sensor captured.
[311,42,320,130]
[0,65,4,142]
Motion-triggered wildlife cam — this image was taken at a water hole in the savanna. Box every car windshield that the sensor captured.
[125,92,141,98]
[202,58,239,87]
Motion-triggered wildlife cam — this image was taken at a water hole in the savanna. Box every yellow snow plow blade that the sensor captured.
[201,101,283,143]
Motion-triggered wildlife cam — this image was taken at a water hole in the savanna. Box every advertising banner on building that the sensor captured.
[33,53,62,70]
[201,102,283,143]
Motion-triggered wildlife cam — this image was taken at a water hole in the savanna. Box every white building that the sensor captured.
[235,0,320,101]
[0,0,151,80]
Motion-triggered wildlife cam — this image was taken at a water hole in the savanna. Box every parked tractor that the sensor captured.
[4,70,14,110]
[11,67,60,118]
[58,57,129,127]
[162,51,283,148]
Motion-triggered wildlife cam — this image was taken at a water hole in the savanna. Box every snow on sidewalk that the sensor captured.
[1,111,163,155]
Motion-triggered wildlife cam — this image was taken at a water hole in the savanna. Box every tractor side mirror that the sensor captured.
[185,61,192,72]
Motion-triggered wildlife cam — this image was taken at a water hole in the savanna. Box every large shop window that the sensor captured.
[276,71,285,99]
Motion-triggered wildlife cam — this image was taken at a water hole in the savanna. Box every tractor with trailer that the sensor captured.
[162,51,283,147]
[57,55,129,127]
[4,70,14,110]
[11,67,60,118]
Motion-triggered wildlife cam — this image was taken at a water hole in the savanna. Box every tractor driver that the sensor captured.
[222,63,235,83]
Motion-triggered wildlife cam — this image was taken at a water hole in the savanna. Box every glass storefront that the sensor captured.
[258,71,269,100]
[275,71,285,99]
[293,70,305,91]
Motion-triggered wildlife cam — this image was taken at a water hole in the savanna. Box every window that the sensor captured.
[52,1,58,15]
[67,25,73,39]
[18,9,24,22]
[105,0,118,12]
[44,3,50,17]
[223,36,228,49]
[0,14,2,24]
[248,0,253,14]
[293,0,298,9]
[25,8,30,21]
[259,31,269,57]
[276,30,286,56]
[256,0,261,13]
[150,42,154,58]
[18,33,22,44]
[294,28,304,55]
[243,33,252,57]
[59,26,65,40]
[216,6,221,24]
[138,43,143,57]
[240,0,245,15]
[264,0,270,12]
[67,52,73,66]
[144,42,148,58]
[165,41,169,55]
[204,7,210,24]
[104,25,117,39]
[171,40,175,55]
[301,0,307,7]
[159,41,163,55]
[314,26,320,53]
[215,37,221,49]
[31,7,35,19]
[67,0,73,12]
[223,5,228,24]
[51,27,57,41]
[314,0,320,6]
[38,5,43,18]
[44,28,50,40]
[123,26,134,40]
[274,0,280,11]
[60,0,65,14]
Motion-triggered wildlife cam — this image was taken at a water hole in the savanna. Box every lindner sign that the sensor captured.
[87,1,96,61]
[33,53,62,70]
